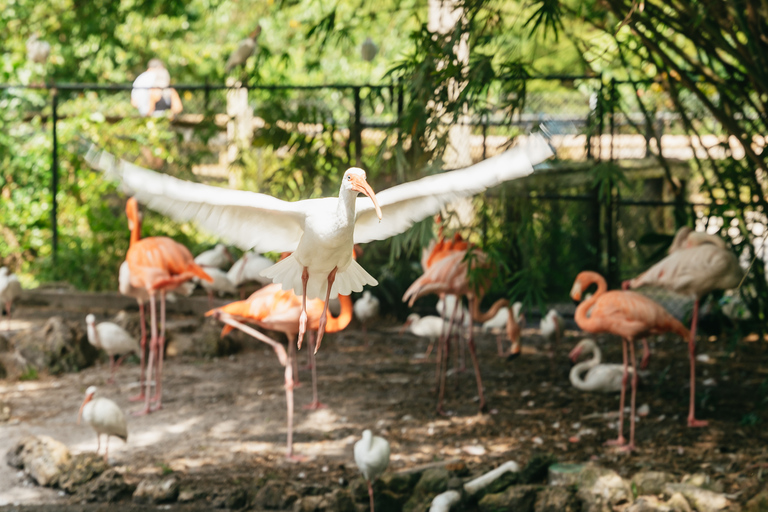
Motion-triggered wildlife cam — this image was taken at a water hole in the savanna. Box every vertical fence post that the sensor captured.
[204,79,210,112]
[51,88,59,271]
[352,86,362,167]
[482,115,488,160]
[597,76,604,162]
[609,78,615,163]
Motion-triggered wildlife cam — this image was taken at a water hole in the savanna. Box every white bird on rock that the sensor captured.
[226,25,262,73]
[86,314,140,383]
[354,429,390,512]
[85,134,552,353]
[354,290,380,344]
[0,267,23,331]
[77,386,128,462]
[569,338,630,393]
[194,267,238,306]
[195,244,233,269]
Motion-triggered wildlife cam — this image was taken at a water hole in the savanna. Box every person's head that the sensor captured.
[147,58,165,69]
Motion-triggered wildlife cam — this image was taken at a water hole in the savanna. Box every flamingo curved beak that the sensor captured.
[398,318,413,335]
[77,394,93,425]
[569,281,582,302]
[350,175,382,220]
[568,346,582,363]
[506,341,521,361]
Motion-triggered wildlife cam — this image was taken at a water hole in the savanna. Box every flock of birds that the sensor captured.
[0,127,749,510]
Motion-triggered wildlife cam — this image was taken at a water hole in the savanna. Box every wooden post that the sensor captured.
[51,88,59,269]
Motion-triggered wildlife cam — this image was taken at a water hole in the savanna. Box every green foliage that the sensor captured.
[19,366,39,381]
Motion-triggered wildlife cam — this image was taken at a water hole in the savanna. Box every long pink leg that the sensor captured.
[640,338,650,369]
[368,480,375,512]
[458,309,466,372]
[433,295,449,386]
[606,338,628,446]
[305,331,326,410]
[313,267,337,353]
[495,334,504,357]
[466,297,486,412]
[437,298,461,415]
[289,338,301,387]
[107,355,116,384]
[621,338,638,452]
[151,291,166,411]
[284,343,304,461]
[298,267,309,349]
[134,294,157,416]
[129,302,147,402]
[688,299,708,427]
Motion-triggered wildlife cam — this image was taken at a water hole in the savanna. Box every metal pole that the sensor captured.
[353,86,362,167]
[51,89,59,270]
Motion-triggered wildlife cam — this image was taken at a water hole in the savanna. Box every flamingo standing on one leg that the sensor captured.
[622,226,743,427]
[86,135,552,355]
[124,198,212,415]
[571,271,689,451]
[207,284,351,458]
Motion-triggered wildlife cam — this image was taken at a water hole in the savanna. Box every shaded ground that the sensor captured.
[1,298,767,509]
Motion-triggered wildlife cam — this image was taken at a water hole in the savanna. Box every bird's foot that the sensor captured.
[617,443,636,453]
[688,418,709,428]
[478,401,488,414]
[131,406,152,417]
[286,453,307,462]
[150,402,163,412]
[604,436,626,447]
[128,393,146,403]
[150,393,161,403]
[303,401,327,410]
[297,311,308,349]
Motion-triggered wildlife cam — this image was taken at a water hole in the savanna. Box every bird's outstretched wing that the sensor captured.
[353,133,553,244]
[85,146,308,253]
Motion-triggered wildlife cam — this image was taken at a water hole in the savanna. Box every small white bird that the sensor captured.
[354,429,390,512]
[540,308,564,357]
[227,251,274,291]
[85,314,140,383]
[77,386,128,462]
[194,267,237,307]
[569,338,632,393]
[354,290,380,344]
[360,37,379,62]
[194,244,234,269]
[26,34,51,64]
[226,26,262,73]
[401,313,444,357]
[0,267,23,331]
[482,301,524,356]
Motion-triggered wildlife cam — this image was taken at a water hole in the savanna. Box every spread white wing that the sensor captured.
[353,133,553,243]
[85,146,309,253]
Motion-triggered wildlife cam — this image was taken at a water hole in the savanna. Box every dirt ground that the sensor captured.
[1,300,768,509]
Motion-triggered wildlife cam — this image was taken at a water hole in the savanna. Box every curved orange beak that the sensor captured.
[77,394,93,425]
[350,175,382,220]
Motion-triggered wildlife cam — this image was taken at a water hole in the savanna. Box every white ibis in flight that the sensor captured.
[85,135,553,353]
[77,386,128,462]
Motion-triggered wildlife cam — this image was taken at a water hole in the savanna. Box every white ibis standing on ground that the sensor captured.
[226,26,262,73]
[354,429,390,512]
[354,290,380,345]
[0,267,22,331]
[77,386,128,462]
[85,134,553,353]
[568,338,630,393]
[622,226,744,427]
[401,313,444,357]
[540,308,564,361]
[194,267,238,307]
[85,314,140,384]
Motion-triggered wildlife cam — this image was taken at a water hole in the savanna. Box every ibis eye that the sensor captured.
[347,175,352,181]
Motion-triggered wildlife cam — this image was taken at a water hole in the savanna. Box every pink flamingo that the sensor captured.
[571,271,689,451]
[622,227,743,427]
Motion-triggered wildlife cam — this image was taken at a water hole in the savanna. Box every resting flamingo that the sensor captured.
[86,136,552,353]
[622,226,744,427]
[124,198,211,415]
[207,284,352,458]
[571,271,689,451]
[569,338,631,393]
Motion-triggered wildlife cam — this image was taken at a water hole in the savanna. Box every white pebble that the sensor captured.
[532,436,544,445]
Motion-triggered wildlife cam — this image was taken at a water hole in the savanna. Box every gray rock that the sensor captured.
[224,487,249,510]
[58,452,108,492]
[626,496,673,512]
[478,484,538,512]
[576,464,633,512]
[681,473,725,493]
[255,480,298,510]
[667,492,692,512]
[535,486,578,512]
[293,492,356,512]
[133,475,180,504]
[75,469,136,503]
[665,483,728,512]
[178,487,208,503]
[176,318,241,357]
[403,467,450,512]
[12,316,98,374]
[632,471,675,496]
[295,495,325,512]
[6,435,71,487]
[549,463,585,487]
[380,471,420,495]
[0,332,10,352]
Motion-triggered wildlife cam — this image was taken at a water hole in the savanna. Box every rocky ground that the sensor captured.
[0,294,767,511]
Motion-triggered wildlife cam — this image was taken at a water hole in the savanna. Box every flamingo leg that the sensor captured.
[466,296,486,413]
[606,338,628,446]
[640,338,650,369]
[622,338,638,452]
[688,299,708,427]
[368,480,375,512]
[305,330,326,410]
[458,309,466,373]
[298,267,309,349]
[134,293,157,416]
[288,338,301,387]
[284,343,305,461]
[495,333,504,357]
[104,435,110,463]
[314,267,337,353]
[437,298,461,416]
[107,355,116,384]
[129,302,147,402]
[151,291,167,411]
[424,336,436,358]
[434,295,449,388]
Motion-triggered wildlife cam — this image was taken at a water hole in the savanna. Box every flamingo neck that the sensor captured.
[126,200,142,246]
[326,295,353,333]
[569,356,600,391]
[471,297,509,324]
[574,273,607,332]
